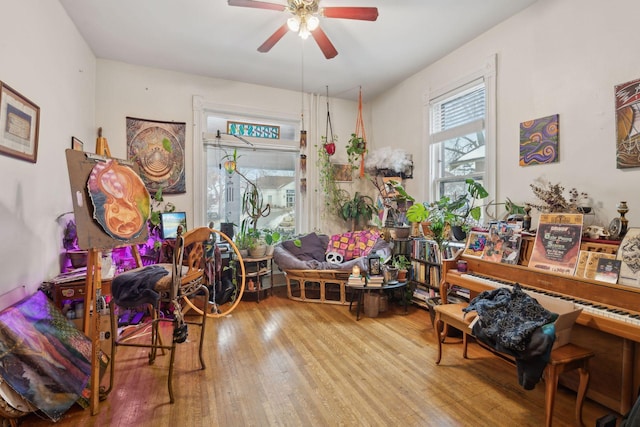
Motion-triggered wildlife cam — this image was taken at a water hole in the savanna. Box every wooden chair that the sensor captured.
[433,303,595,427]
[105,226,212,403]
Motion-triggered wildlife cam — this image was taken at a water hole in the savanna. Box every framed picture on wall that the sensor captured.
[331,163,353,182]
[71,137,84,151]
[0,82,40,163]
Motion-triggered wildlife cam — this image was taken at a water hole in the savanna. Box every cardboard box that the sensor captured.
[527,292,582,349]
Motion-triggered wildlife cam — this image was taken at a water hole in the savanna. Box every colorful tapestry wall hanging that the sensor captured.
[614,78,640,169]
[126,117,186,194]
[519,114,559,166]
[0,291,97,421]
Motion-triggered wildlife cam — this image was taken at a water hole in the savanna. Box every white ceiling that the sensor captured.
[59,0,537,102]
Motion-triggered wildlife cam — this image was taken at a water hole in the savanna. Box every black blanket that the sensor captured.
[112,265,169,307]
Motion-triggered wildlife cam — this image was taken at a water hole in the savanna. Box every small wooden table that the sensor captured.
[347,281,408,320]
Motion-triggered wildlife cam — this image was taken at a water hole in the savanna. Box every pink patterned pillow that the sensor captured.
[327,230,381,261]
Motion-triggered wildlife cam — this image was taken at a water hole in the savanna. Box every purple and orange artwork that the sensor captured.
[519,114,559,166]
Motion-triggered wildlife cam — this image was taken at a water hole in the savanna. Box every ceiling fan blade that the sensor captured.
[227,0,286,12]
[258,23,290,53]
[322,7,379,21]
[311,27,338,59]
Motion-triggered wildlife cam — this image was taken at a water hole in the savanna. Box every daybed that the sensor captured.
[272,231,391,305]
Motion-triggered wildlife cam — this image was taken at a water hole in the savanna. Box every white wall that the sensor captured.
[371,0,640,229]
[0,0,95,307]
[6,0,637,305]
[95,61,365,237]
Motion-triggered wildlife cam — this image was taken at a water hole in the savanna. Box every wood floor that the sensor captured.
[21,288,617,426]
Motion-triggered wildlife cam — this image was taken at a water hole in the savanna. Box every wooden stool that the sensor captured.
[544,344,594,427]
[433,303,595,427]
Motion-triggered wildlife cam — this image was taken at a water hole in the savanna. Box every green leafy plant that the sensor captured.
[346,133,367,169]
[317,141,349,218]
[393,255,411,271]
[339,191,377,231]
[406,179,489,247]
[263,229,282,246]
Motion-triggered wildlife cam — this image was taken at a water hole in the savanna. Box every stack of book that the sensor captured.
[367,275,384,287]
[348,274,365,286]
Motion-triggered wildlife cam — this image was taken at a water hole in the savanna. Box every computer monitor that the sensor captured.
[160,212,187,240]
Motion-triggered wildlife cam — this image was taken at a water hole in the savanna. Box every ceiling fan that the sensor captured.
[228,0,379,59]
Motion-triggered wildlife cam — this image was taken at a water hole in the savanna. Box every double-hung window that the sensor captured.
[430,79,486,199]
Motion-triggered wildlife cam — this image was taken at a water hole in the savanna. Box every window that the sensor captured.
[427,55,496,208]
[430,80,486,198]
[206,145,298,236]
[203,111,299,238]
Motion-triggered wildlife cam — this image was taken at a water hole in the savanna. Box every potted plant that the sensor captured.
[393,255,411,282]
[339,191,377,231]
[346,133,367,169]
[247,228,267,258]
[234,218,251,257]
[447,178,489,241]
[263,229,282,256]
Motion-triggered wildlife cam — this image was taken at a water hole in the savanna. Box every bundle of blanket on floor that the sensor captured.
[0,291,99,421]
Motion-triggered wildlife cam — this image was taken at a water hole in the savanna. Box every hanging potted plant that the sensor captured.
[347,133,367,170]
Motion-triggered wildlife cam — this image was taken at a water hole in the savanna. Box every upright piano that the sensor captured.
[441,245,640,414]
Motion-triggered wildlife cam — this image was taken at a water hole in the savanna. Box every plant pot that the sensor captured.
[67,250,88,269]
[393,226,411,239]
[265,244,275,256]
[397,269,408,282]
[421,222,433,238]
[249,244,267,258]
[451,225,467,242]
[383,266,398,283]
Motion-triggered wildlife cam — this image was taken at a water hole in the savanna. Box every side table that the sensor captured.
[239,255,273,302]
[347,281,408,320]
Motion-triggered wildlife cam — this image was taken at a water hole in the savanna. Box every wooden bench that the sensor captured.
[433,303,595,427]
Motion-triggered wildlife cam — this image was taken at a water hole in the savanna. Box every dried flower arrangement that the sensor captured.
[529,181,589,213]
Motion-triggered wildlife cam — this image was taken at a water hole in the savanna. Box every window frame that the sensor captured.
[423,54,496,207]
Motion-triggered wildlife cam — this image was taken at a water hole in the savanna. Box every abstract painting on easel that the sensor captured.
[519,114,559,166]
[615,78,640,169]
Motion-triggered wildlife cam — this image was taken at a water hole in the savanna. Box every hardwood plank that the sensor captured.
[21,288,617,426]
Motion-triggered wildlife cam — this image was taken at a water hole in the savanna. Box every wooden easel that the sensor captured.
[85,128,110,415]
[66,128,146,415]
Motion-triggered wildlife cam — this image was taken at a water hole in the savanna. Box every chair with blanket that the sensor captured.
[106,226,212,403]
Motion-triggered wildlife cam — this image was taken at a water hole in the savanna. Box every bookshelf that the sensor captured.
[410,238,465,309]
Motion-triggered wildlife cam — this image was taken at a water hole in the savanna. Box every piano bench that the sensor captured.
[433,303,595,427]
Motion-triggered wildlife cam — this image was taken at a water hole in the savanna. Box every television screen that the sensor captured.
[160,212,187,240]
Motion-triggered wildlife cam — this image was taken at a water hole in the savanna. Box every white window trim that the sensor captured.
[421,54,497,203]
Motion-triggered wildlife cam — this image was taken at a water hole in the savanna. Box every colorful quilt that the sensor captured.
[0,291,93,421]
[327,230,381,261]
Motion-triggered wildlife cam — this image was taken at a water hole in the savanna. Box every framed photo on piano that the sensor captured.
[617,227,640,287]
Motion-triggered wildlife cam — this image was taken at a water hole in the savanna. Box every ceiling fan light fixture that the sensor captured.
[307,15,319,31]
[287,16,300,31]
[299,24,311,39]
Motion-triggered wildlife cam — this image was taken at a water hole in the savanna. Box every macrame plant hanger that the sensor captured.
[324,86,336,155]
[354,87,367,178]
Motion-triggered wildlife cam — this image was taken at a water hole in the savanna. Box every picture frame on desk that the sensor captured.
[0,82,40,163]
